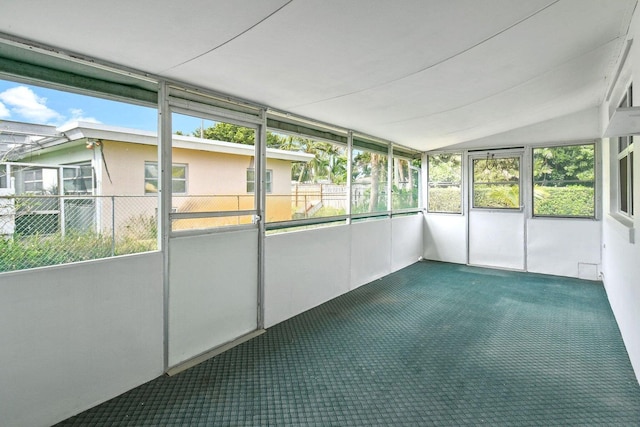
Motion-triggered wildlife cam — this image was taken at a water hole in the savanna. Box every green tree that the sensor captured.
[533,145,594,183]
[196,123,349,184]
[196,122,256,145]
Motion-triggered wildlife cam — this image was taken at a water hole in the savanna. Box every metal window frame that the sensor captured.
[425,152,463,215]
[531,143,597,219]
[469,150,524,212]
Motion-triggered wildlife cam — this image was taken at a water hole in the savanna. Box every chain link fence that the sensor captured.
[0,195,158,272]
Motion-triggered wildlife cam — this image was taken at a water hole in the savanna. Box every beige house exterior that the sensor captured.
[2,121,312,232]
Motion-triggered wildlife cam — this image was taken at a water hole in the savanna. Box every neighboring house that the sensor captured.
[0,121,312,235]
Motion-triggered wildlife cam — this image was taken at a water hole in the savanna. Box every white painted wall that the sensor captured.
[597,6,640,382]
[265,215,423,328]
[391,214,424,271]
[469,210,525,270]
[601,214,640,383]
[0,253,164,427]
[264,224,351,328]
[601,132,640,383]
[350,219,392,288]
[527,218,601,279]
[423,213,467,264]
[168,229,258,368]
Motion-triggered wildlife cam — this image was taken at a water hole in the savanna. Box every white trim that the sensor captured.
[37,122,314,163]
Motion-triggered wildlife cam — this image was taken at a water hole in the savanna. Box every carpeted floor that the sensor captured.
[57,261,640,426]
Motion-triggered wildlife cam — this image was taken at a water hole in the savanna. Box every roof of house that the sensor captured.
[1,120,314,163]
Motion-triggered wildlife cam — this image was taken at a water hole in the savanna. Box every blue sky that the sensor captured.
[0,79,206,135]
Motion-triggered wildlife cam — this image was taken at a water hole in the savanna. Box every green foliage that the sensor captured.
[473,157,519,183]
[196,123,350,185]
[0,232,113,272]
[0,215,157,273]
[533,144,594,183]
[428,187,461,213]
[428,153,461,183]
[393,185,419,210]
[534,185,594,217]
[197,122,256,145]
[310,206,346,217]
[474,184,520,208]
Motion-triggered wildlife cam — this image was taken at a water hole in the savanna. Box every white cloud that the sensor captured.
[0,86,63,123]
[59,108,102,128]
[0,101,10,119]
[69,108,100,123]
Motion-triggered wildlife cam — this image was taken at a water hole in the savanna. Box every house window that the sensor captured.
[23,168,44,193]
[246,168,272,193]
[63,164,94,195]
[145,162,187,194]
[617,84,634,217]
[427,153,462,213]
[533,144,595,217]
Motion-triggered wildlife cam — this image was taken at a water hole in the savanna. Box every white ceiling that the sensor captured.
[0,0,636,151]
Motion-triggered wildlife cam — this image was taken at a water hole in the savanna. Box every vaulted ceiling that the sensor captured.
[0,0,636,151]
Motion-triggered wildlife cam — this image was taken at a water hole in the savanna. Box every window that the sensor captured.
[617,84,634,217]
[427,153,462,213]
[472,155,520,209]
[23,168,44,193]
[392,157,420,210]
[0,77,159,272]
[352,148,388,214]
[63,164,94,195]
[246,168,272,193]
[170,112,257,231]
[533,144,595,217]
[145,162,187,194]
[264,130,348,223]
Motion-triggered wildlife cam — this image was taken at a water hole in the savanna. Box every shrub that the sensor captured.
[428,187,461,213]
[0,215,158,273]
[534,185,594,217]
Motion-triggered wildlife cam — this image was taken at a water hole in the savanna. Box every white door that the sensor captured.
[467,150,526,270]
[164,99,264,369]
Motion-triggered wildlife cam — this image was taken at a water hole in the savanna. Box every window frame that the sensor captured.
[62,163,94,195]
[471,153,522,211]
[351,146,389,215]
[426,152,463,214]
[391,155,421,212]
[617,84,634,218]
[531,143,596,219]
[145,161,188,195]
[22,168,44,193]
[247,168,272,194]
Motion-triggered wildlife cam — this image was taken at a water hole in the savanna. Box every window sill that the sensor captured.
[606,212,635,244]
[608,212,634,228]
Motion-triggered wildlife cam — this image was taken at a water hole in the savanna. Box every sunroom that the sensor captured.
[1,1,639,426]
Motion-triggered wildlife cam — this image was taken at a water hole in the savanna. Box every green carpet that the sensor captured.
[57,261,640,426]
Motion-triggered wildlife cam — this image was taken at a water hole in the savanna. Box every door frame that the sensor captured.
[159,83,267,371]
[466,148,529,271]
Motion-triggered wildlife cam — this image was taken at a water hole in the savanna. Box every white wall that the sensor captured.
[601,214,640,383]
[0,253,164,427]
[423,213,467,264]
[350,219,392,288]
[468,210,525,270]
[168,229,258,368]
[597,7,640,382]
[527,218,601,279]
[264,224,351,327]
[265,215,423,328]
[392,214,425,271]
